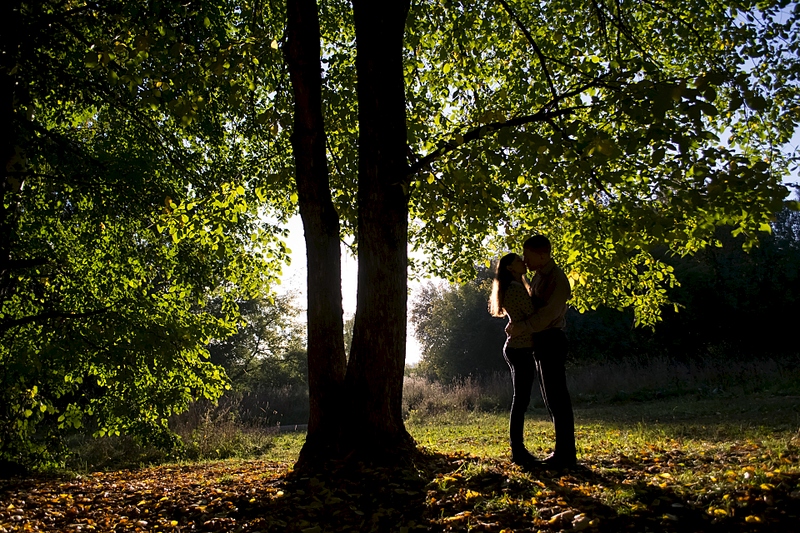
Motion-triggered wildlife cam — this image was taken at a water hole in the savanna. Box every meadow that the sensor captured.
[1,357,798,532]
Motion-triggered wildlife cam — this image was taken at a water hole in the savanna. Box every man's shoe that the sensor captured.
[541,453,577,470]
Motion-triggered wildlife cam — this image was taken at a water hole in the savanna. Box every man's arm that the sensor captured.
[507,271,570,336]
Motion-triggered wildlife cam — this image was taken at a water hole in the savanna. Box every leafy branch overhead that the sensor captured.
[401,1,798,326]
[1,0,293,468]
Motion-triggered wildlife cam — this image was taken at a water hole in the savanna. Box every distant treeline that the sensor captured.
[410,208,800,382]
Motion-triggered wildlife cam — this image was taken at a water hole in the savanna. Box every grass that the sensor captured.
[10,356,800,531]
[260,392,800,529]
[400,393,800,465]
[57,352,800,472]
[64,354,797,472]
[3,392,798,532]
[60,355,797,472]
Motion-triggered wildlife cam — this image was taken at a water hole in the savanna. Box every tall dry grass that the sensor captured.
[64,355,798,471]
[402,355,800,420]
[65,388,308,471]
[402,373,514,420]
[568,355,799,403]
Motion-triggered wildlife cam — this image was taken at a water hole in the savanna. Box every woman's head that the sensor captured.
[489,253,523,317]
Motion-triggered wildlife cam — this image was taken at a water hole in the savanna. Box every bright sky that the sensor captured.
[276,216,426,365]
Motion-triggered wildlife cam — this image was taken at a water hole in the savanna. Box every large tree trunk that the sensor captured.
[0,1,23,307]
[345,0,414,453]
[284,0,348,465]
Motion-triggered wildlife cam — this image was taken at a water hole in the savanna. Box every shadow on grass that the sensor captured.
[409,452,800,533]
[1,447,799,532]
[218,450,800,532]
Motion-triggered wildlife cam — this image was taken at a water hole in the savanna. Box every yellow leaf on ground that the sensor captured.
[550,510,575,524]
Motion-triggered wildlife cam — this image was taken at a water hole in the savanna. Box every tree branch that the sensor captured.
[541,103,622,202]
[594,0,660,67]
[408,106,579,176]
[637,0,709,50]
[54,19,205,181]
[0,306,111,334]
[407,70,625,178]
[496,0,557,101]
[26,120,93,161]
[0,257,50,272]
[590,0,611,50]
[325,136,346,183]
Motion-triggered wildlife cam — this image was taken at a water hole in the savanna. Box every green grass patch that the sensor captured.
[3,393,798,532]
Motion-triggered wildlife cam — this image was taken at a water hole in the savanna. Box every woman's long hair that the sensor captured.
[489,253,519,318]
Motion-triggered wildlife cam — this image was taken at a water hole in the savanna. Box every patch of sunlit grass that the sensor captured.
[6,393,798,533]
[596,485,637,509]
[263,432,306,463]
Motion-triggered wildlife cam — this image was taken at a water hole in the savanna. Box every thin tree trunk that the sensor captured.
[0,1,23,306]
[284,0,348,465]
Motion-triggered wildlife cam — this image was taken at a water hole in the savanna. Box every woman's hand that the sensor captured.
[505,322,517,337]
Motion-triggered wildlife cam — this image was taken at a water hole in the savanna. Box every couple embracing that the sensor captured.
[489,235,576,470]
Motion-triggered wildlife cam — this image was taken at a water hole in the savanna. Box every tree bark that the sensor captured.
[284,0,348,465]
[0,1,23,308]
[345,0,414,453]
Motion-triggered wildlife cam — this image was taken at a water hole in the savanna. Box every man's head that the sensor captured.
[522,235,551,271]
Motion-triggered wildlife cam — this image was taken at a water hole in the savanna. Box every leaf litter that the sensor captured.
[2,436,799,533]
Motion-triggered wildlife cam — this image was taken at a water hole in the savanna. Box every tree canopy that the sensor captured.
[402,0,798,325]
[1,0,292,468]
